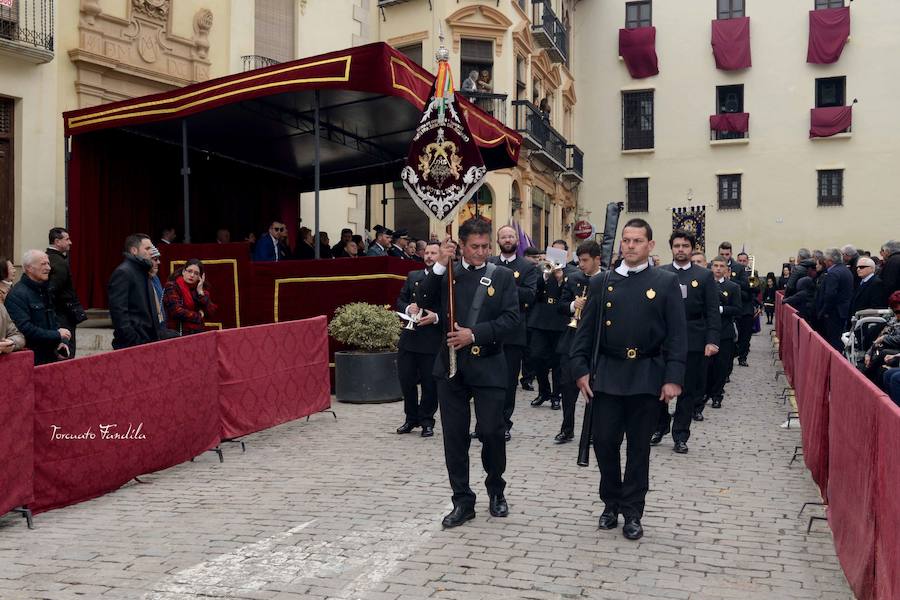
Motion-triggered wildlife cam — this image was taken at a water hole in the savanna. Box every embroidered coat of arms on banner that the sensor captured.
[672,206,707,254]
[401,50,487,225]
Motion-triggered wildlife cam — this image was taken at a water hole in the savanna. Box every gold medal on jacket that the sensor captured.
[646,288,656,299]
[691,280,699,288]
[488,286,495,297]
[514,271,520,279]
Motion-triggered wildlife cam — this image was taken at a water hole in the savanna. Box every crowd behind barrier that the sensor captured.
[776,293,900,600]
[0,316,330,519]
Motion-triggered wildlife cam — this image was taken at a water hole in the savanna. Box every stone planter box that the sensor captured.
[334,350,402,403]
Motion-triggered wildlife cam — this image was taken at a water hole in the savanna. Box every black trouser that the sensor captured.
[560,381,579,435]
[703,338,735,410]
[736,313,754,361]
[655,351,707,442]
[58,313,77,358]
[824,315,845,353]
[521,329,534,383]
[531,328,562,397]
[503,345,524,431]
[592,393,658,519]
[398,349,438,427]
[764,306,775,323]
[438,373,506,509]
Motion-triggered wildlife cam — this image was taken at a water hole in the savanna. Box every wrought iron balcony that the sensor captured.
[0,0,54,63]
[512,100,567,171]
[463,92,507,127]
[563,144,583,184]
[241,55,279,72]
[531,0,568,65]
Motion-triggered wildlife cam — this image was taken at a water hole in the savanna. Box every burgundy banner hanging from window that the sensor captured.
[808,7,851,64]
[709,112,750,133]
[711,17,751,71]
[618,27,659,79]
[810,106,852,138]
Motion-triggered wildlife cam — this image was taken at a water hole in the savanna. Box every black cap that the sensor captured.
[394,228,408,239]
[524,247,541,257]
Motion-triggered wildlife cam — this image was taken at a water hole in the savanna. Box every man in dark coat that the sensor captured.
[487,225,537,439]
[880,240,900,298]
[394,241,442,437]
[252,221,290,261]
[819,247,854,352]
[421,218,520,528]
[849,256,886,318]
[653,230,720,453]
[704,255,742,411]
[108,234,174,350]
[47,227,86,357]
[785,248,816,298]
[528,240,570,409]
[366,226,391,257]
[4,250,71,365]
[571,218,687,541]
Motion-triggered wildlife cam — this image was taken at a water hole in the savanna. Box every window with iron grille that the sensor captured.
[461,39,494,90]
[715,84,745,140]
[626,178,649,213]
[622,91,654,150]
[397,43,423,66]
[816,76,846,108]
[717,175,742,210]
[718,0,745,19]
[815,0,843,9]
[818,170,843,206]
[255,0,295,63]
[625,1,652,29]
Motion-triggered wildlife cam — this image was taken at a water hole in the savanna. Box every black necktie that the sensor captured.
[627,270,638,276]
[467,265,476,271]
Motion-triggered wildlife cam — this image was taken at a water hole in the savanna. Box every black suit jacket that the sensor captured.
[570,267,687,396]
[47,248,83,320]
[716,279,742,341]
[728,260,755,316]
[108,254,167,349]
[488,255,537,347]
[421,262,520,388]
[821,263,854,322]
[660,263,721,352]
[528,270,570,331]
[395,269,442,354]
[850,276,887,316]
[556,269,593,356]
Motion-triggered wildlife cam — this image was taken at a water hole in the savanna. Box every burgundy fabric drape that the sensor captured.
[808,7,851,64]
[31,333,221,513]
[618,27,659,79]
[711,17,751,70]
[875,396,900,599]
[780,308,798,386]
[709,112,750,133]
[810,106,852,138]
[0,351,35,518]
[216,317,330,439]
[797,324,835,501]
[827,358,879,600]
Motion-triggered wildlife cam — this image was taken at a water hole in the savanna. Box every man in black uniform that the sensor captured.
[719,242,753,367]
[652,230,720,453]
[488,225,538,440]
[704,256,742,411]
[422,218,520,528]
[519,246,543,391]
[555,240,603,443]
[572,218,687,540]
[528,240,569,409]
[395,241,442,437]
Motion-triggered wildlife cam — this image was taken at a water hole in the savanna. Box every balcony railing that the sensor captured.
[241,55,279,71]
[531,0,568,64]
[0,0,54,63]
[512,100,567,170]
[564,144,583,182]
[463,92,507,126]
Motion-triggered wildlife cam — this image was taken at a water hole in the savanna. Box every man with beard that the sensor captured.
[487,225,538,440]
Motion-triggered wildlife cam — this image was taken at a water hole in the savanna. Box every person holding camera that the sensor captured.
[163,259,217,336]
[47,227,88,357]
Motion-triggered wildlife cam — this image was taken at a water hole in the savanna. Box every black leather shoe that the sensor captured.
[550,396,561,410]
[530,394,547,407]
[504,429,512,442]
[421,425,434,437]
[489,495,509,517]
[674,441,688,454]
[692,411,704,422]
[623,517,643,540]
[738,359,749,367]
[711,398,722,409]
[554,431,574,444]
[598,509,618,530]
[520,378,535,391]
[650,431,664,445]
[441,505,475,528]
[396,422,417,434]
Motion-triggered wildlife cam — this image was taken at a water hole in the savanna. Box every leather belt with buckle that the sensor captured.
[471,346,482,356]
[602,347,661,360]
[547,298,556,304]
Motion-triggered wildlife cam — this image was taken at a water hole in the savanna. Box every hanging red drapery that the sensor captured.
[711,17,751,71]
[807,7,851,64]
[618,27,659,79]
[709,112,750,134]
[810,106,852,138]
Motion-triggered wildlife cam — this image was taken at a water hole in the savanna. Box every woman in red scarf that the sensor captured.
[163,259,217,335]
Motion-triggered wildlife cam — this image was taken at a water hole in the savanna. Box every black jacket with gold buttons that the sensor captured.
[396,268,443,354]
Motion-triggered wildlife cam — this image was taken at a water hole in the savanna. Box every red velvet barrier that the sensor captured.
[875,395,900,600]
[775,292,785,342]
[827,358,880,600]
[216,317,331,439]
[618,27,659,79]
[781,308,798,385]
[709,112,749,133]
[797,324,836,501]
[0,351,35,518]
[31,334,221,513]
[810,106,852,138]
[711,17,751,70]
[807,7,850,64]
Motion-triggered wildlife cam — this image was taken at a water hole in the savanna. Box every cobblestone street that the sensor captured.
[0,326,852,600]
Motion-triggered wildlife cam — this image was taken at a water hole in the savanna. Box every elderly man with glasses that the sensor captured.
[849,256,887,319]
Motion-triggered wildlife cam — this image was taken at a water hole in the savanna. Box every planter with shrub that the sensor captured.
[329,302,402,403]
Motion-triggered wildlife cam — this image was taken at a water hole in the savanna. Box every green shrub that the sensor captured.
[328,302,401,352]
